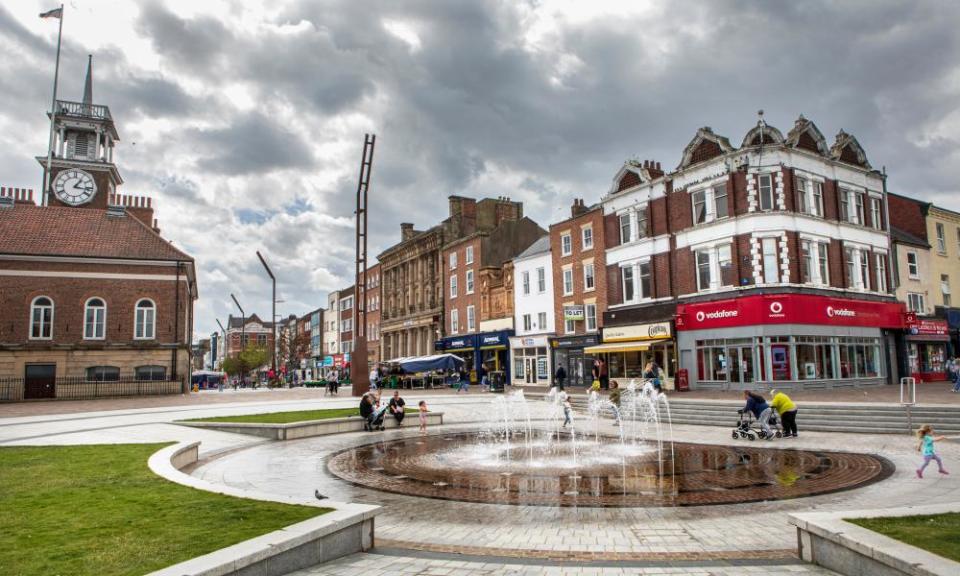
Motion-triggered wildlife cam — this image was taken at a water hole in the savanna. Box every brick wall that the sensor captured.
[888,194,928,240]
[442,237,482,335]
[673,247,696,296]
[653,253,671,298]
[650,196,668,236]
[550,207,607,334]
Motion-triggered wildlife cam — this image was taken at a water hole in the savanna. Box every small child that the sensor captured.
[916,424,949,478]
[418,400,428,434]
[559,390,572,428]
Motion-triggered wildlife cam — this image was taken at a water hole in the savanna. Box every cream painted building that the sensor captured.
[926,206,960,310]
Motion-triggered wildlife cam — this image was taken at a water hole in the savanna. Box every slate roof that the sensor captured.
[515,235,550,260]
[0,204,192,261]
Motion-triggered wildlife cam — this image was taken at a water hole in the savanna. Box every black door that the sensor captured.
[24,364,56,399]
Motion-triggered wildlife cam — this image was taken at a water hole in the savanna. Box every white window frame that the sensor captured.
[466,305,476,332]
[583,263,595,291]
[907,292,925,314]
[83,297,106,340]
[564,317,576,334]
[876,253,888,293]
[29,296,54,340]
[906,251,919,279]
[522,271,530,295]
[585,303,597,332]
[621,265,635,302]
[562,268,574,296]
[466,269,475,294]
[450,275,458,298]
[582,226,593,250]
[537,311,547,330]
[758,173,774,211]
[761,237,779,284]
[561,233,572,256]
[694,243,733,291]
[936,223,946,254]
[536,267,546,293]
[619,212,632,243]
[450,309,459,334]
[691,184,729,225]
[870,197,883,230]
[465,245,474,264]
[795,176,824,218]
[449,252,457,269]
[134,298,156,340]
[523,313,532,332]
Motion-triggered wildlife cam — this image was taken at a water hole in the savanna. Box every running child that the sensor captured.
[916,424,950,478]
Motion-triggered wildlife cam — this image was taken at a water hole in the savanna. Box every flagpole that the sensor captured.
[43,4,64,207]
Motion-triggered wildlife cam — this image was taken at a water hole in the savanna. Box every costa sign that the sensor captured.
[677,294,905,330]
[603,322,673,343]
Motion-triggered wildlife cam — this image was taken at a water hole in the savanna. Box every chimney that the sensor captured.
[646,160,664,179]
[109,193,155,228]
[0,187,36,205]
[571,198,589,218]
[400,222,415,241]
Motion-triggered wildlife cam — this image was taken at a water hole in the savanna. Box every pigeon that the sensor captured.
[314,489,327,500]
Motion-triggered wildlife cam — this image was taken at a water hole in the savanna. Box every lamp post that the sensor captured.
[256,251,278,381]
[230,294,245,382]
[215,318,227,370]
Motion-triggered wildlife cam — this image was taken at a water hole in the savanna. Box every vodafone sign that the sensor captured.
[677,294,905,330]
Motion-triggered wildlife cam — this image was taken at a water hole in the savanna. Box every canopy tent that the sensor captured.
[386,353,465,374]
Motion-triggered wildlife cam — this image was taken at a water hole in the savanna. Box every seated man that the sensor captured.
[388,390,406,425]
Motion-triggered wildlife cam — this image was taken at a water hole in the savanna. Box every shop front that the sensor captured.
[905,316,950,382]
[550,334,600,387]
[584,322,676,389]
[436,330,514,384]
[509,334,552,386]
[676,294,905,390]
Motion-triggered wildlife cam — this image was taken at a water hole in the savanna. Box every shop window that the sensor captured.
[582,226,593,250]
[537,267,546,293]
[585,304,597,332]
[83,297,106,340]
[30,296,54,340]
[758,174,773,211]
[762,238,779,284]
[906,251,919,278]
[515,358,525,379]
[86,366,120,382]
[537,357,548,379]
[583,263,595,291]
[135,365,167,381]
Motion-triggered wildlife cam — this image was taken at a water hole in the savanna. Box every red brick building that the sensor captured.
[549,199,609,386]
[600,116,902,390]
[0,59,197,400]
[363,263,381,367]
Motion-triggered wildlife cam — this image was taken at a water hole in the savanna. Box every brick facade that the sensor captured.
[550,201,607,335]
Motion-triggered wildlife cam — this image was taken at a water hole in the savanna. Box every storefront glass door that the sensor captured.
[725,345,754,385]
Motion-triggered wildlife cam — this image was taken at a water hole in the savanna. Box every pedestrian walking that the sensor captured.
[457,367,469,393]
[479,364,489,392]
[554,365,566,390]
[770,389,798,437]
[742,390,775,439]
[916,424,950,478]
[559,389,573,428]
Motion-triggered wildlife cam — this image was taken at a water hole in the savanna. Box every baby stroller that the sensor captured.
[364,406,387,431]
[732,409,781,441]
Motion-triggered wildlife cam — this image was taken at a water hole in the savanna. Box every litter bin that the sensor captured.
[676,368,689,392]
[489,370,506,393]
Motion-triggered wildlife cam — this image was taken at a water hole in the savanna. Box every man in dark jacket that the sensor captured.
[388,391,406,425]
[554,365,566,390]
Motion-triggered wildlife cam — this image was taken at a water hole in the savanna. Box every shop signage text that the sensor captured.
[603,322,672,342]
[908,318,949,336]
[563,305,585,320]
[676,294,905,330]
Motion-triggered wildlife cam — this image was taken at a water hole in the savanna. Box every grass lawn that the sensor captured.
[848,513,960,563]
[184,406,417,424]
[0,444,329,576]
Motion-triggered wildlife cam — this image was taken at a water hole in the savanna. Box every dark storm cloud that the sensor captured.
[188,112,314,175]
[135,1,232,73]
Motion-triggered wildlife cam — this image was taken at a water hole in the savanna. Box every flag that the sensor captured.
[39,7,62,19]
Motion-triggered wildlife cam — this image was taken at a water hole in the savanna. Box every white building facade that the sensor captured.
[508,236,555,386]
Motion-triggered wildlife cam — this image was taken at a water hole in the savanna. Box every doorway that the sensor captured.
[726,346,755,386]
[24,364,56,399]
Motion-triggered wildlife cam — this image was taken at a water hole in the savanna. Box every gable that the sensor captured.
[691,139,722,164]
[617,170,642,192]
[797,131,822,154]
[677,127,735,170]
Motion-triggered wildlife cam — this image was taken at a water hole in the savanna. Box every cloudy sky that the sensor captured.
[3,0,959,339]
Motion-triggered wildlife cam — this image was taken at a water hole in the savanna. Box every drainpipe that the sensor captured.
[173,261,182,389]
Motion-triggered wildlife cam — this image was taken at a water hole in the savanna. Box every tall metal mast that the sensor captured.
[351,134,375,396]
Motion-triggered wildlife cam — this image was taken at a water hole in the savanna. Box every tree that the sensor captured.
[221,345,269,380]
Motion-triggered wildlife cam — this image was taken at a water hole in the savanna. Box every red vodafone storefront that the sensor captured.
[675,294,905,390]
[904,314,950,382]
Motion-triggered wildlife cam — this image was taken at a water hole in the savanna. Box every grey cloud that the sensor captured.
[189,113,314,174]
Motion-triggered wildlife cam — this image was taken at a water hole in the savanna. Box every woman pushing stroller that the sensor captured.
[741,390,776,440]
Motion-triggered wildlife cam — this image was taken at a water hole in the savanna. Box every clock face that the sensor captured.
[53,169,97,206]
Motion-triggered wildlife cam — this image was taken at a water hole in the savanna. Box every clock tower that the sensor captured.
[36,55,122,209]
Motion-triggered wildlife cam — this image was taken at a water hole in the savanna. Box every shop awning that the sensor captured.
[583,342,650,354]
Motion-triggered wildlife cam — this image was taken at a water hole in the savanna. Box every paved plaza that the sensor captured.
[2,390,957,575]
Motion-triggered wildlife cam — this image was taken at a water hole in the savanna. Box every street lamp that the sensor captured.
[256,250,278,380]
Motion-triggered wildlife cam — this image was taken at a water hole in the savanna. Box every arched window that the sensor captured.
[134,299,156,339]
[30,296,54,340]
[84,298,106,340]
[86,366,120,382]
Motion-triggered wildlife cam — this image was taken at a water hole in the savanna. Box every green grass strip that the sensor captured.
[0,444,328,576]
[848,513,960,563]
[183,406,417,424]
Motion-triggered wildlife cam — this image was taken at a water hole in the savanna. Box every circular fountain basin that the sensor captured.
[328,431,893,507]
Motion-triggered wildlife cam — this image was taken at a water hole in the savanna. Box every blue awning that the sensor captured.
[392,353,466,374]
